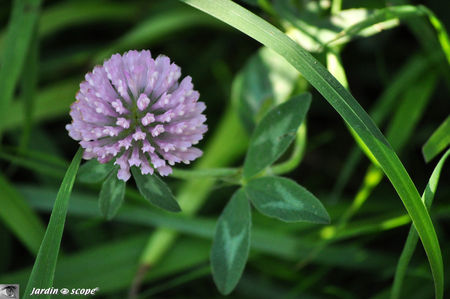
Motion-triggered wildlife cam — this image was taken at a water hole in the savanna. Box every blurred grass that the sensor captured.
[0,0,448,298]
[0,0,42,138]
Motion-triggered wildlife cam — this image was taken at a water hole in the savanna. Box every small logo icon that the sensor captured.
[0,284,19,299]
[60,288,69,295]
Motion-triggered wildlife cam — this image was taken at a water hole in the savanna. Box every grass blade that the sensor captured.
[0,0,42,137]
[331,53,438,200]
[18,32,38,152]
[0,174,45,254]
[391,149,450,299]
[23,148,83,299]
[422,116,450,163]
[179,1,444,297]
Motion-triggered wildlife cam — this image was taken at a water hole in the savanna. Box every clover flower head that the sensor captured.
[66,50,207,181]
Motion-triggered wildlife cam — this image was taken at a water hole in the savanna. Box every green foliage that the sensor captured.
[77,159,115,184]
[131,167,181,212]
[422,116,450,163]
[392,149,450,299]
[0,0,42,138]
[211,189,251,295]
[99,169,126,220]
[245,176,329,224]
[231,47,299,132]
[179,1,445,297]
[23,148,83,299]
[0,0,449,298]
[0,174,45,254]
[243,93,311,179]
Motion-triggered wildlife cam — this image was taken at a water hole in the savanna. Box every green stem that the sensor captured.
[171,167,240,180]
[331,0,342,15]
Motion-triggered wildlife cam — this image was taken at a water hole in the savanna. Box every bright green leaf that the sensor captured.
[211,189,251,295]
[131,167,181,212]
[243,93,311,178]
[422,116,450,163]
[23,148,83,299]
[99,170,126,220]
[244,176,329,224]
[78,159,115,184]
[392,149,450,299]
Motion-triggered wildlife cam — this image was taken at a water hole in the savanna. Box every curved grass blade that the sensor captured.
[422,116,450,163]
[178,1,444,297]
[391,149,450,299]
[0,0,42,138]
[23,148,83,299]
[331,53,438,200]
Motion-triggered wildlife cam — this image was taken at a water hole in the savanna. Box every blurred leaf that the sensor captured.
[23,148,83,299]
[18,33,38,152]
[392,149,450,299]
[422,116,450,163]
[385,73,437,150]
[94,8,221,63]
[0,174,45,254]
[131,167,181,212]
[327,5,428,46]
[22,186,395,271]
[0,0,42,137]
[211,189,251,295]
[38,1,137,39]
[244,176,329,224]
[0,2,137,48]
[276,2,399,52]
[243,93,311,178]
[240,0,259,6]
[1,78,79,131]
[139,265,210,298]
[99,169,126,220]
[1,233,210,296]
[231,47,299,132]
[78,159,114,184]
[177,2,443,295]
[0,150,65,179]
[331,53,438,199]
